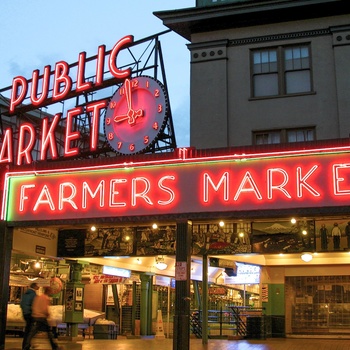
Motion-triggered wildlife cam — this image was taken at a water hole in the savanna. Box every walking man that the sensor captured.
[20,282,39,350]
[23,287,61,350]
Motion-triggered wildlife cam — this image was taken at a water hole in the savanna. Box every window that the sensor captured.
[253,127,315,145]
[252,44,312,97]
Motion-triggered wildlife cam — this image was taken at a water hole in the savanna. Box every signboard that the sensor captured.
[224,262,260,284]
[4,146,350,222]
[102,266,131,278]
[175,262,187,281]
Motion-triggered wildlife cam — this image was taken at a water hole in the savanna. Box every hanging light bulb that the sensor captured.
[155,256,168,270]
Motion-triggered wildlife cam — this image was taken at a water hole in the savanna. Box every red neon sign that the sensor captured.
[1,35,135,166]
[3,148,350,222]
[9,35,134,114]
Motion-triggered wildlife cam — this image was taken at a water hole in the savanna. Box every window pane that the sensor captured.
[253,52,262,73]
[255,132,280,145]
[287,129,314,142]
[285,46,310,70]
[285,70,311,94]
[254,74,279,97]
[253,50,277,74]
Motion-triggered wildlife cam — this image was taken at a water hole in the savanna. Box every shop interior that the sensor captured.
[6,217,350,338]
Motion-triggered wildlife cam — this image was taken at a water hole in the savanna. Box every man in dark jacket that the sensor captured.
[20,283,39,349]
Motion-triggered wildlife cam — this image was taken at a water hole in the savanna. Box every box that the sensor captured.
[93,325,117,340]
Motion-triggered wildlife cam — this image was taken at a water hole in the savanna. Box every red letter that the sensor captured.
[40,113,61,161]
[17,123,36,165]
[31,66,51,107]
[96,45,106,86]
[86,100,107,151]
[0,128,13,164]
[76,52,92,93]
[109,35,133,80]
[10,76,28,114]
[333,164,350,195]
[52,61,72,101]
[64,107,82,157]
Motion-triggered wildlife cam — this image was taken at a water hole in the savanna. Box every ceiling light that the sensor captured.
[219,221,225,227]
[155,256,167,270]
[152,223,158,229]
[301,253,313,262]
[291,218,296,224]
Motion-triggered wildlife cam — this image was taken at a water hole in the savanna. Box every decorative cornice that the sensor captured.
[229,28,331,46]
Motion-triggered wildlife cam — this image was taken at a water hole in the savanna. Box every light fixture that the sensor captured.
[155,256,168,270]
[219,221,225,227]
[291,218,297,224]
[90,225,97,232]
[301,252,313,262]
[152,223,158,230]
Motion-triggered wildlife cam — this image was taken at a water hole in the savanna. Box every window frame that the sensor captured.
[250,43,313,99]
[252,127,316,145]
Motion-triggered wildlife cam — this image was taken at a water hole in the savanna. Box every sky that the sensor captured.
[0,0,194,147]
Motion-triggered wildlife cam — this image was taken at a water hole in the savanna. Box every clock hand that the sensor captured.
[114,78,144,125]
[124,78,132,113]
[114,109,144,125]
[114,114,129,123]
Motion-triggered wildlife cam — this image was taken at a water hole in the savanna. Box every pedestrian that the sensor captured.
[20,282,39,350]
[319,224,328,250]
[331,222,341,250]
[23,287,61,350]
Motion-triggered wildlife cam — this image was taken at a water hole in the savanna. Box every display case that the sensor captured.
[287,276,350,334]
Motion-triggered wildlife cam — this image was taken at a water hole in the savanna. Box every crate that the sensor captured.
[93,325,117,340]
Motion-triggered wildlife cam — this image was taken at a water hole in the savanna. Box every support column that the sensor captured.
[64,262,84,340]
[0,223,12,350]
[173,220,192,350]
[202,255,209,345]
[140,273,153,335]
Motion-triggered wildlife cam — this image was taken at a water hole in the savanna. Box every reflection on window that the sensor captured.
[252,44,312,97]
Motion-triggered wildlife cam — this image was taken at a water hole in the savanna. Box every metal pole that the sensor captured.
[173,220,192,350]
[167,285,170,338]
[202,255,209,345]
[0,223,12,350]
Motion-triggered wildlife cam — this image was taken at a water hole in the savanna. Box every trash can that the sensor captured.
[93,324,118,339]
[246,316,265,339]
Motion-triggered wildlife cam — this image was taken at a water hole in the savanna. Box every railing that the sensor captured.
[190,311,202,338]
[190,307,266,339]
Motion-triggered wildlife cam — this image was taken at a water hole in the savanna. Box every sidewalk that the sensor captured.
[5,336,350,350]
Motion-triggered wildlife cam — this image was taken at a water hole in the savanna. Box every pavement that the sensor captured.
[4,336,350,350]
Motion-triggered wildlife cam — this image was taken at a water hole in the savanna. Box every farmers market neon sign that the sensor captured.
[3,146,350,221]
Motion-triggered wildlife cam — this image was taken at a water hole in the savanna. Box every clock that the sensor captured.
[104,75,169,155]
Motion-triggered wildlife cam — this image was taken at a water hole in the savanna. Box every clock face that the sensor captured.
[104,76,168,155]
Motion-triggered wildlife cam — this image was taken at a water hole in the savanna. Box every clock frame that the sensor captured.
[104,75,169,155]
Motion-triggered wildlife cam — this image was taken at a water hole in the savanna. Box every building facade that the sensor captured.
[155,0,350,338]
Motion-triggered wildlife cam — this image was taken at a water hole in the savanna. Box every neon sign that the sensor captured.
[3,147,350,222]
[9,35,133,113]
[0,36,134,166]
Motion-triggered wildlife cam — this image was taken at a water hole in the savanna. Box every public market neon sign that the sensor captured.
[1,35,134,165]
[3,147,350,221]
